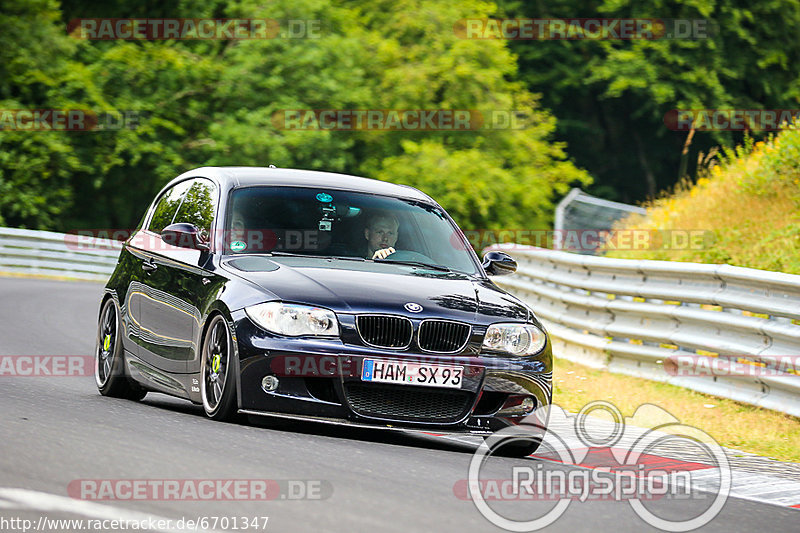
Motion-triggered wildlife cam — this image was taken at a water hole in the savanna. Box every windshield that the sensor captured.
[224,186,481,275]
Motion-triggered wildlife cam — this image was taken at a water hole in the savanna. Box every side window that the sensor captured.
[173,179,217,237]
[148,180,193,234]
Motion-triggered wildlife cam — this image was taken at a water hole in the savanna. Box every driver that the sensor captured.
[364,213,399,260]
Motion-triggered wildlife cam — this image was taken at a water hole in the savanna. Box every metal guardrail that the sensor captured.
[487,245,800,418]
[2,226,798,416]
[0,227,120,282]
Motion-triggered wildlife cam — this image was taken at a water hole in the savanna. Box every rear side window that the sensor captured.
[148,180,193,234]
[173,179,216,236]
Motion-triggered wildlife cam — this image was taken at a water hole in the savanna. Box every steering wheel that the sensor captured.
[378,250,436,263]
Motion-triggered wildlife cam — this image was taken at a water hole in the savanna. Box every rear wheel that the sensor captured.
[200,314,238,421]
[95,298,146,400]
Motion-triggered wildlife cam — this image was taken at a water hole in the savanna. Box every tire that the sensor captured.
[485,436,543,458]
[200,314,238,421]
[95,298,147,401]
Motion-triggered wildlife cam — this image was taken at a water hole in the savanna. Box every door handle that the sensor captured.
[142,259,157,273]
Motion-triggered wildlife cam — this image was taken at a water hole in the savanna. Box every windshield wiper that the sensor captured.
[266,252,366,262]
[264,251,312,257]
[375,259,451,272]
[267,252,454,272]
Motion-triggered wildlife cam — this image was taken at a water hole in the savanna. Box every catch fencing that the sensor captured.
[554,188,646,254]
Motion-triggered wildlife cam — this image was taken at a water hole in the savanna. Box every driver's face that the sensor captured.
[230,217,246,241]
[365,219,398,251]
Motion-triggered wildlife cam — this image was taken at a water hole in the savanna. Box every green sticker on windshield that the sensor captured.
[231,240,247,252]
[316,192,333,203]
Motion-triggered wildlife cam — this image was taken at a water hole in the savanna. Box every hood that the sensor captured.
[221,256,529,325]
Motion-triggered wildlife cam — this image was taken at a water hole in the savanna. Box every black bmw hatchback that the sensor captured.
[96,167,552,453]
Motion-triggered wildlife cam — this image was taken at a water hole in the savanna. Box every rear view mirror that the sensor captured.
[161,223,209,251]
[482,251,517,276]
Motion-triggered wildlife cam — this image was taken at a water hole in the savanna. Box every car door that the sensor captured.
[136,178,218,375]
[125,179,193,372]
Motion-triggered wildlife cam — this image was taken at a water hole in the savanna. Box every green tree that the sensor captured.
[498,0,800,202]
[350,0,591,230]
[0,0,86,228]
[3,0,590,236]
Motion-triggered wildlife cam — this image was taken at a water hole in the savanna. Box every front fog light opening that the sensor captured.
[262,375,280,392]
[497,395,536,416]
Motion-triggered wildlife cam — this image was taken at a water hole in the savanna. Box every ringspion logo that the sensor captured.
[465,402,731,531]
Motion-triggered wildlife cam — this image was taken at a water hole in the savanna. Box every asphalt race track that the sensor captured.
[0,276,797,532]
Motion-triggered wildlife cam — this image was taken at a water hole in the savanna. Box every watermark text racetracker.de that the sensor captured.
[664,109,800,131]
[0,355,94,377]
[0,515,269,532]
[454,18,712,40]
[63,228,715,255]
[456,228,714,253]
[665,354,799,377]
[64,228,321,254]
[0,110,145,131]
[463,401,731,531]
[69,478,332,501]
[68,18,322,40]
[271,109,531,130]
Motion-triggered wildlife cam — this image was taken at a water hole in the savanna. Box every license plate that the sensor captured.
[361,359,463,389]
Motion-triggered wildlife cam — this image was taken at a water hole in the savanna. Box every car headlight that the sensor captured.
[482,323,546,356]
[245,302,340,337]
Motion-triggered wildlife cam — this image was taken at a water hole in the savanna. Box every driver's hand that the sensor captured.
[372,247,396,260]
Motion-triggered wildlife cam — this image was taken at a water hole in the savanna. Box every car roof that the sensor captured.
[171,166,436,203]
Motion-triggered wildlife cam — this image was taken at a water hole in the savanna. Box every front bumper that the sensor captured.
[234,312,553,434]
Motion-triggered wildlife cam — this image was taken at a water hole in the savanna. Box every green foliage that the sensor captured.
[354,0,591,229]
[498,0,800,202]
[756,125,800,205]
[1,0,590,234]
[4,0,800,239]
[0,0,83,228]
[605,128,800,274]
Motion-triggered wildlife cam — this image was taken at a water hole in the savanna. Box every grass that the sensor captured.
[589,128,800,461]
[605,128,800,274]
[553,357,800,462]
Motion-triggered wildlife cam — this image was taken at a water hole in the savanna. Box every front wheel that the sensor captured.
[200,314,238,421]
[486,437,543,458]
[95,298,146,401]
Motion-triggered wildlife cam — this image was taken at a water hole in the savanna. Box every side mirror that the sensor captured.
[161,223,209,251]
[482,250,517,276]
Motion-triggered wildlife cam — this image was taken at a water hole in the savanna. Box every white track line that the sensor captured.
[0,487,230,533]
